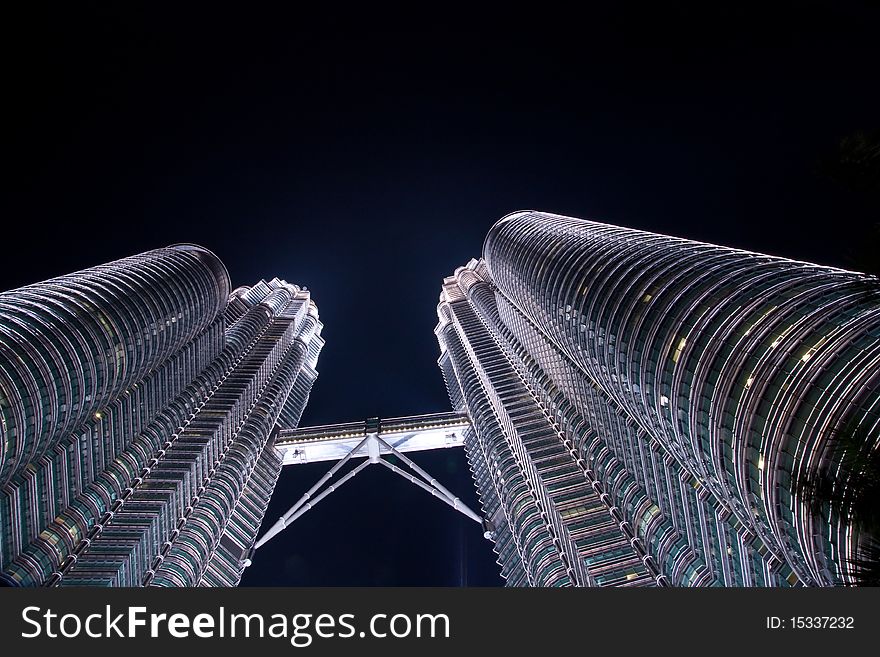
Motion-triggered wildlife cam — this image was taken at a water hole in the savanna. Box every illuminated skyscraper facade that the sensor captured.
[0,246,323,586]
[437,211,880,586]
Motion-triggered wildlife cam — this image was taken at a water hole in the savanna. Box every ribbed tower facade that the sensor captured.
[0,245,323,586]
[437,211,880,586]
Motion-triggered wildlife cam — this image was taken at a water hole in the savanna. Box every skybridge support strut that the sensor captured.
[375,457,483,524]
[254,459,372,550]
[374,435,483,524]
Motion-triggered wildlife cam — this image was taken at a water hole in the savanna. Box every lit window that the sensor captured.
[671,337,687,363]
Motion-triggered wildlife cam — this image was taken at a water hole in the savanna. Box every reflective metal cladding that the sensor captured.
[437,210,880,586]
[2,210,877,588]
[0,246,323,586]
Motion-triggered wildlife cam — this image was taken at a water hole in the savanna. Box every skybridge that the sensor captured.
[250,412,492,560]
[275,412,470,465]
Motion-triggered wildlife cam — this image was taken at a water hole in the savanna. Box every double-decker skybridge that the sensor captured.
[248,412,492,565]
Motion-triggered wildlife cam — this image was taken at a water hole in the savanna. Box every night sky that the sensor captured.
[4,4,878,586]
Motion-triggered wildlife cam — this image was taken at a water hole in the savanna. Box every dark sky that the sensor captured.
[3,4,878,586]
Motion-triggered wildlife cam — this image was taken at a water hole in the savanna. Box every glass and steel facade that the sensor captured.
[437,211,880,586]
[0,246,323,586]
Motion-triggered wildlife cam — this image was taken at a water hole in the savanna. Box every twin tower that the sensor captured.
[1,212,877,587]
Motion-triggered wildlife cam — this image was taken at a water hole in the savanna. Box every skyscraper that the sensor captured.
[437,211,880,586]
[0,245,323,586]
